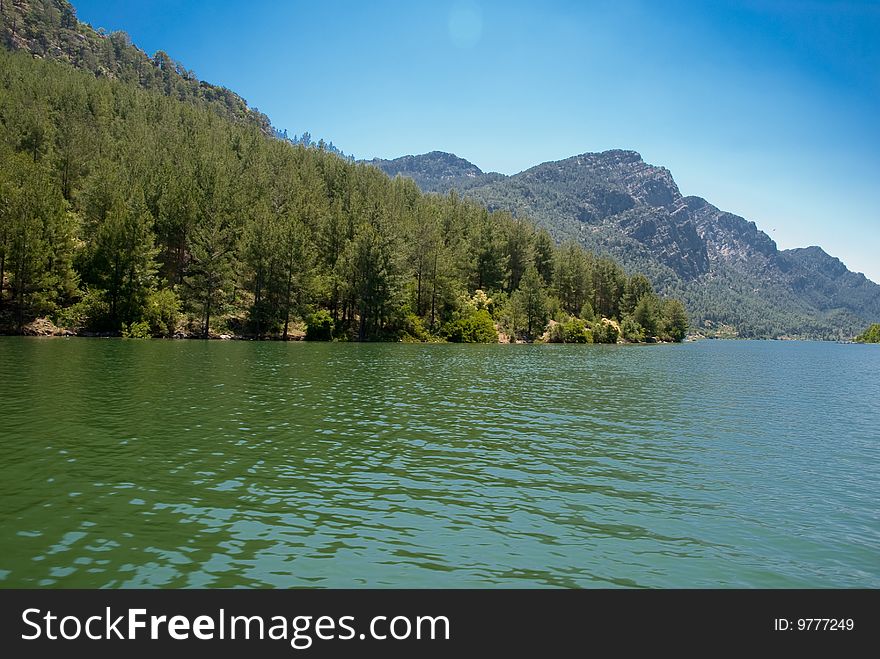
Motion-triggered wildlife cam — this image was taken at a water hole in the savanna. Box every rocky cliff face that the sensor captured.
[366,149,880,338]
[686,197,779,264]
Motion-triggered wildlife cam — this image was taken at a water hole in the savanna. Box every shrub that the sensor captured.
[400,312,430,342]
[445,309,498,343]
[620,317,644,343]
[592,319,620,344]
[145,288,182,337]
[548,318,592,343]
[547,321,566,343]
[467,289,493,311]
[305,309,334,341]
[55,287,111,332]
[562,318,592,343]
[122,320,151,339]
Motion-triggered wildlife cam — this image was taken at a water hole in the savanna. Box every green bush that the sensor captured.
[400,312,431,342]
[55,287,111,332]
[592,319,620,344]
[548,318,592,343]
[122,320,151,339]
[445,309,498,343]
[145,288,182,337]
[305,309,334,341]
[547,322,566,343]
[562,318,592,343]
[620,317,644,343]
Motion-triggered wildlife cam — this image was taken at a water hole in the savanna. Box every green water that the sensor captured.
[0,338,877,588]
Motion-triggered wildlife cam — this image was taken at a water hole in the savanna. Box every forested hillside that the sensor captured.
[0,0,271,132]
[0,49,686,343]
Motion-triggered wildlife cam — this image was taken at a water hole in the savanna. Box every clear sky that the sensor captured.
[72,0,880,283]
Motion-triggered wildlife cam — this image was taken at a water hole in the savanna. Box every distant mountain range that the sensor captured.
[366,150,880,339]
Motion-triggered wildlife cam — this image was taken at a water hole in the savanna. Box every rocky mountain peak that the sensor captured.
[363,151,488,193]
[543,150,685,211]
[784,246,850,278]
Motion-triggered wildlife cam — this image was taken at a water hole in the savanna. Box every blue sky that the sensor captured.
[73,0,880,283]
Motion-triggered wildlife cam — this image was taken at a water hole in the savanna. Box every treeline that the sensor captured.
[278,130,350,161]
[0,49,687,343]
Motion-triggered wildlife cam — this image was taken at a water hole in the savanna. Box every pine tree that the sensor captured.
[470,208,506,292]
[0,47,684,341]
[345,223,397,340]
[622,273,653,316]
[660,298,689,342]
[92,189,158,330]
[2,150,76,330]
[503,217,533,293]
[406,200,442,318]
[553,239,591,316]
[592,257,625,320]
[185,158,236,338]
[633,293,661,337]
[533,229,555,285]
[514,265,548,340]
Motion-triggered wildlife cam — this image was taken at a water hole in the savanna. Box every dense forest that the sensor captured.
[0,49,686,343]
[0,48,686,343]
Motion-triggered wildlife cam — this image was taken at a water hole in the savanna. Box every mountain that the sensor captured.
[0,0,271,133]
[367,150,880,339]
[364,151,503,194]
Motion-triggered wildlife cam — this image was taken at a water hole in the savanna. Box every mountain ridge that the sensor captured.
[366,149,879,338]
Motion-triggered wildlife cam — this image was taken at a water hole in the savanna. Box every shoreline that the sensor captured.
[1,326,674,345]
[0,331,858,345]
[2,317,866,344]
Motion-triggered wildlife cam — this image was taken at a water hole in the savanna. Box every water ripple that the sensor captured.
[0,338,878,587]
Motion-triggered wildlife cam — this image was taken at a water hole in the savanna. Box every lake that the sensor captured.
[0,338,877,588]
